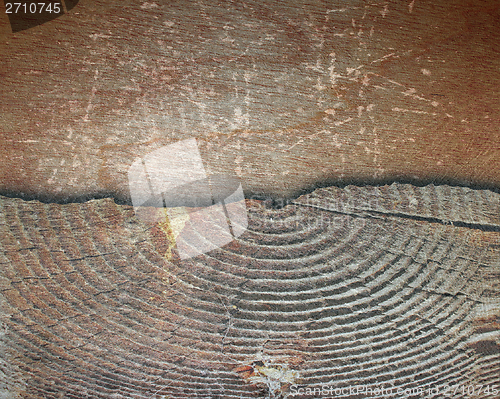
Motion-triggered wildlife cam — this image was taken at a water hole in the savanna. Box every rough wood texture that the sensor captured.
[1,1,499,398]
[294,183,500,228]
[1,184,499,398]
[1,0,500,202]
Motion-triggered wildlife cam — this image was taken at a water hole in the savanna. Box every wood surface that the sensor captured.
[1,0,500,398]
[0,184,499,398]
[0,0,499,202]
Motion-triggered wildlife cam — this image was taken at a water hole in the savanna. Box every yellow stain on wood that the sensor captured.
[156,206,190,260]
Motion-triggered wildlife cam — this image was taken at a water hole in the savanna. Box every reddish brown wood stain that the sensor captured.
[0,0,499,203]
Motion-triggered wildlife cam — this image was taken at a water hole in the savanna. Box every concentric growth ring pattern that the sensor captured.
[1,184,499,398]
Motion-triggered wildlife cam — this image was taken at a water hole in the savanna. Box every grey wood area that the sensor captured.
[0,184,499,398]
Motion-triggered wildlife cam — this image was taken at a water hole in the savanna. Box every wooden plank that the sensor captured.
[0,0,499,202]
[0,184,498,398]
[1,0,499,397]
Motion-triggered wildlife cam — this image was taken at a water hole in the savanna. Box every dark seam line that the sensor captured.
[293,202,500,233]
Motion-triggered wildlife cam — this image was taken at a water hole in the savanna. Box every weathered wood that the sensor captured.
[1,184,499,398]
[1,1,499,397]
[1,0,499,202]
[294,183,500,228]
